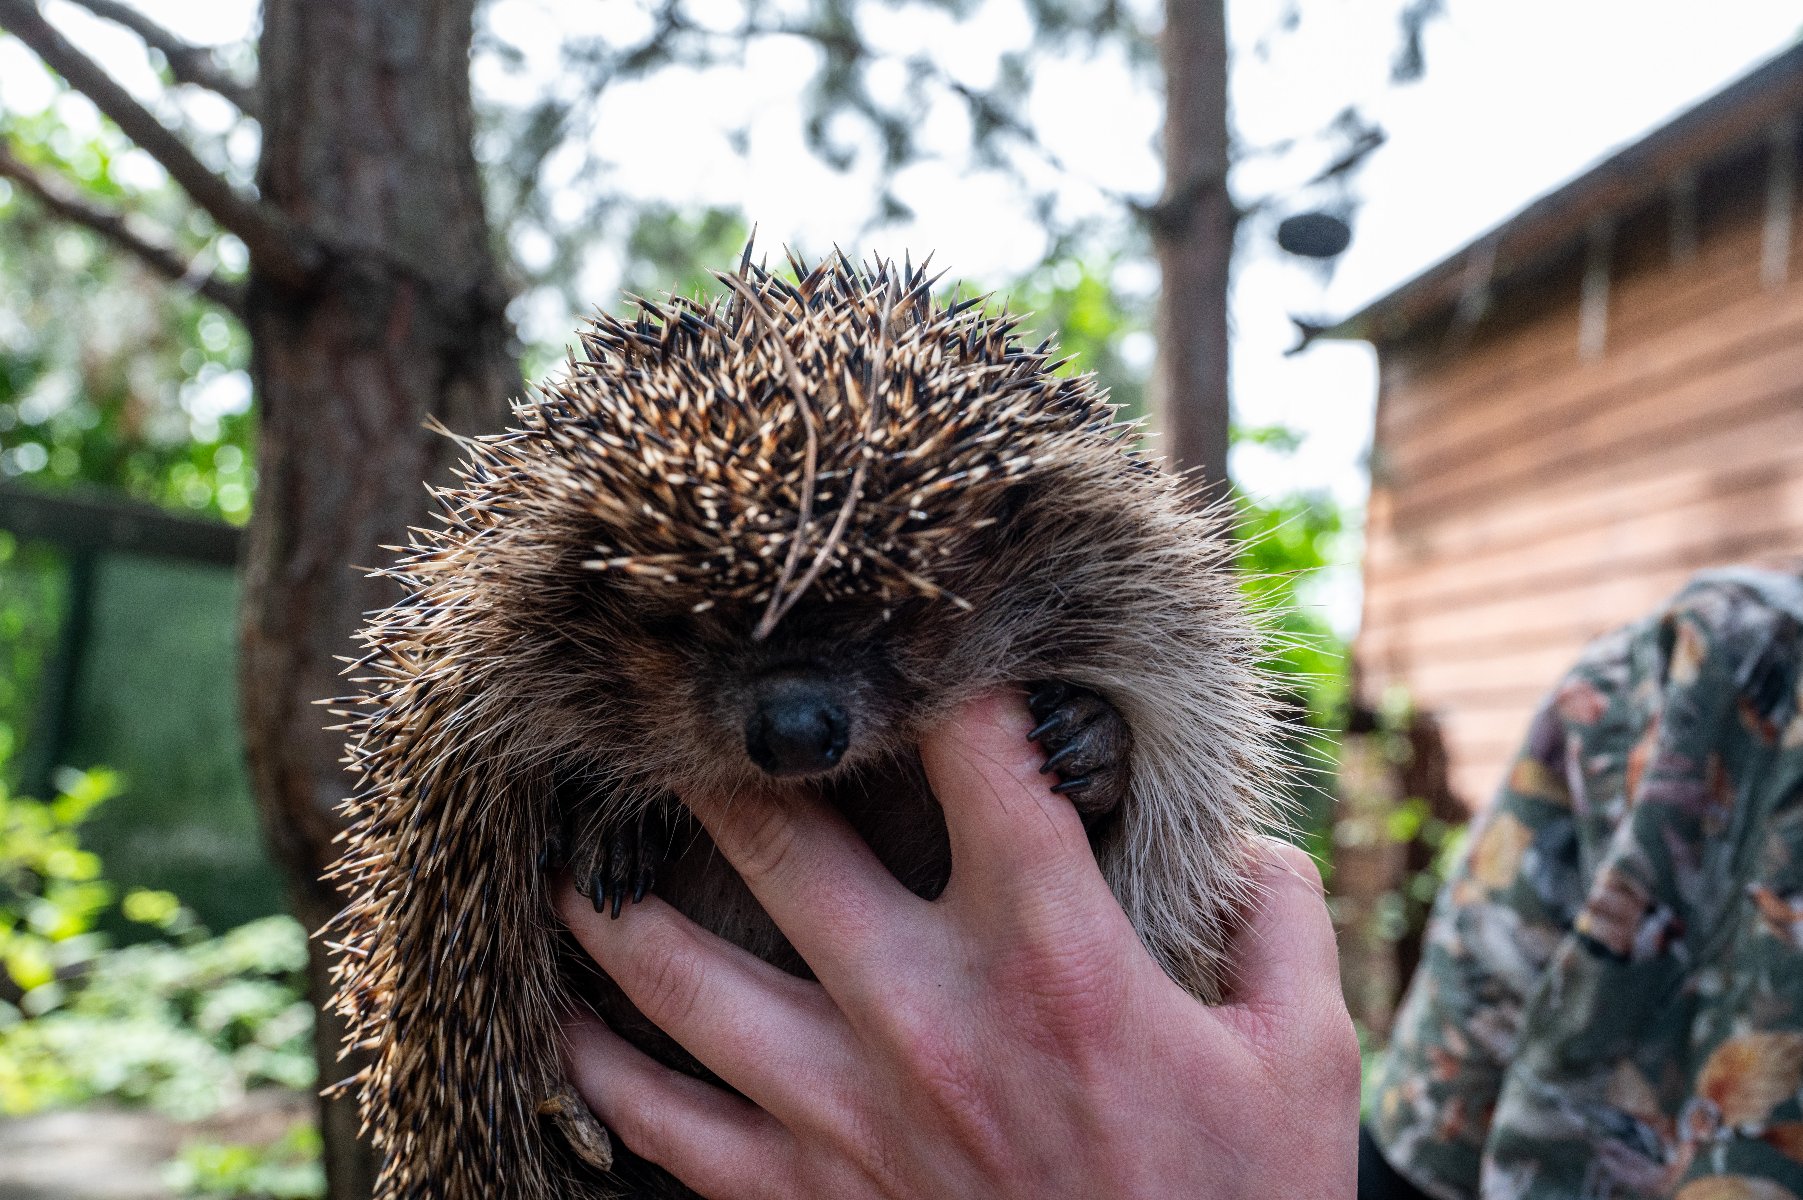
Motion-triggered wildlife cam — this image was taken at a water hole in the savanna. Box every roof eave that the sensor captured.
[1314,40,1803,349]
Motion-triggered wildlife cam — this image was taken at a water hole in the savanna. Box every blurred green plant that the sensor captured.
[0,110,253,524]
[620,205,752,307]
[1382,795,1465,912]
[0,761,118,998]
[1237,487,1349,846]
[165,1122,326,1200]
[1000,256,1151,422]
[1236,485,1349,721]
[1365,689,1469,945]
[0,760,313,1120]
[0,530,63,778]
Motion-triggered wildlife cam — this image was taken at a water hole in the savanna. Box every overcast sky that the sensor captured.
[5,0,1800,628]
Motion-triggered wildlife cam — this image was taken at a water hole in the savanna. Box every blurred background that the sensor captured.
[0,1,1800,1196]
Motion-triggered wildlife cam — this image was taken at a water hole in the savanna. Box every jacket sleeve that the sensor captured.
[1366,622,1643,1200]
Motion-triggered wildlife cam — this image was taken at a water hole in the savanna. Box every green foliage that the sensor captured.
[0,763,119,997]
[999,257,1150,422]
[620,205,751,305]
[1236,486,1349,723]
[164,1123,326,1200]
[1236,488,1349,845]
[0,531,63,776]
[0,108,252,523]
[1,913,316,1119]
[0,763,312,1120]
[1361,692,1469,945]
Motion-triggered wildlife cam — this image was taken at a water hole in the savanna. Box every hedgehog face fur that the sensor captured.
[504,264,1133,799]
[331,254,1285,1200]
[548,459,1081,795]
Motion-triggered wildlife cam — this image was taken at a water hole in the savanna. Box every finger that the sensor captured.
[562,1013,791,1200]
[1221,837,1342,1017]
[557,882,852,1118]
[921,690,1112,910]
[679,787,923,994]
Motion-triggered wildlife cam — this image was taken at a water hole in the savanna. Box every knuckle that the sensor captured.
[989,929,1129,1055]
[1260,1010,1362,1158]
[1262,994,1361,1102]
[631,927,708,1029]
[607,1090,681,1169]
[905,1039,1008,1164]
[1319,1008,1363,1102]
[1258,837,1325,894]
[868,990,998,1141]
[729,802,805,885]
[871,985,949,1066]
[831,1092,911,1195]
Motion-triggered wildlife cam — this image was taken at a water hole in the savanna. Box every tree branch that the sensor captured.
[1132,164,1234,235]
[0,143,246,314]
[62,0,255,115]
[0,0,313,286]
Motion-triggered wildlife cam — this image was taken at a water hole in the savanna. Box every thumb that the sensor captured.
[920,689,1107,907]
[1223,837,1343,1020]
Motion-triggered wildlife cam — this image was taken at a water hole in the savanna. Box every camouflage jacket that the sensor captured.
[1372,568,1803,1200]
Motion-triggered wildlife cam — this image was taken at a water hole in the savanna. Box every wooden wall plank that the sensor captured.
[1378,199,1780,443]
[1367,432,1803,623]
[1395,366,1803,525]
[1367,407,1803,578]
[1364,536,1803,683]
[1389,302,1803,517]
[1386,278,1796,487]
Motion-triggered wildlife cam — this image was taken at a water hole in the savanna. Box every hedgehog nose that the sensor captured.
[746,678,850,777]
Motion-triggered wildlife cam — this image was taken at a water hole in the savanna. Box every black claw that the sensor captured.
[1019,681,1130,825]
[580,803,680,920]
[1041,742,1082,774]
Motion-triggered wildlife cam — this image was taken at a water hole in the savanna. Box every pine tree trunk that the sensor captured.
[237,3,517,1195]
[1153,0,1235,492]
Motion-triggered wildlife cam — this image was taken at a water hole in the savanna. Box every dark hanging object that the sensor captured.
[1277,211,1352,258]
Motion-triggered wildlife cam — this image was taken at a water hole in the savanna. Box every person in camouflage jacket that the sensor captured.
[1369,567,1803,1200]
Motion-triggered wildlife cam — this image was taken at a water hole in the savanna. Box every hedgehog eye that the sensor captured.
[641,612,691,642]
[995,482,1034,525]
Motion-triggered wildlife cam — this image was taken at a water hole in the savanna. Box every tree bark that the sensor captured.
[238,3,518,1196]
[1152,0,1234,493]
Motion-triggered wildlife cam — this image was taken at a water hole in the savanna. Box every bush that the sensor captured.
[164,1123,326,1200]
[0,765,314,1120]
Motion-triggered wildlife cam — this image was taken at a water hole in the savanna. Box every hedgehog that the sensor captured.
[326,252,1286,1200]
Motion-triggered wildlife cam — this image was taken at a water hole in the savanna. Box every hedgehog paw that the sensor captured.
[587,808,672,920]
[1026,682,1131,826]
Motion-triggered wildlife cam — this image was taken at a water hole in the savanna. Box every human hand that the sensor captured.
[556,690,1359,1199]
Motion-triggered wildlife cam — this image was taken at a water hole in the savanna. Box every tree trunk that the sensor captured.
[1153,0,1235,493]
[237,3,517,1196]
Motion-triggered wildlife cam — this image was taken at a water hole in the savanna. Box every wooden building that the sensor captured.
[1324,45,1803,808]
